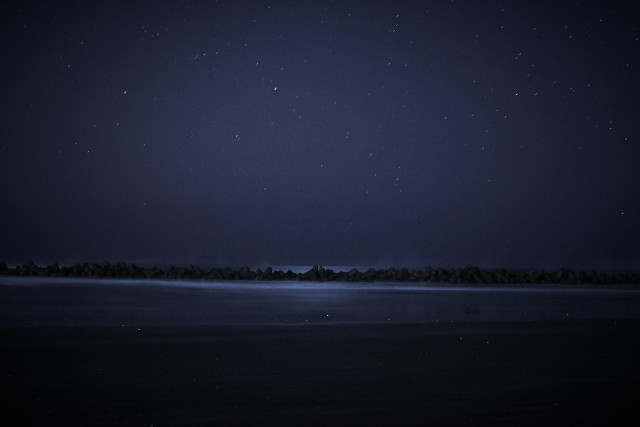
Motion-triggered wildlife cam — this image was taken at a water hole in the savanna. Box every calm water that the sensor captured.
[1,277,639,327]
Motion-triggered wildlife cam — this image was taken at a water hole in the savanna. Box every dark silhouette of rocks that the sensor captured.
[0,260,638,285]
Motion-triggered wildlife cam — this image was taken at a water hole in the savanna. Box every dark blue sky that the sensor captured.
[1,1,639,270]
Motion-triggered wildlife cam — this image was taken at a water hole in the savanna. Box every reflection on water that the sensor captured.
[1,277,639,327]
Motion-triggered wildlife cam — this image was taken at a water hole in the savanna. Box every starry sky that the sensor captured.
[1,1,639,270]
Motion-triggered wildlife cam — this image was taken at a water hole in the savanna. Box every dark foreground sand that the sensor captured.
[2,319,639,426]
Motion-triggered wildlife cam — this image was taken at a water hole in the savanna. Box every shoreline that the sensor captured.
[2,260,639,285]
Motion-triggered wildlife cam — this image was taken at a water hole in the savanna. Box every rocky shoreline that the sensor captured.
[1,260,639,285]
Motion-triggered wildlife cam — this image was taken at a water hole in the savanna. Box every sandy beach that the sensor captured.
[2,279,639,426]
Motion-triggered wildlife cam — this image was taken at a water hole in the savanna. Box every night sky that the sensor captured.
[1,1,639,270]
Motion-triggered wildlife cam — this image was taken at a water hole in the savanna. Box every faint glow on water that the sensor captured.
[1,276,639,295]
[1,276,639,328]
